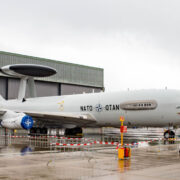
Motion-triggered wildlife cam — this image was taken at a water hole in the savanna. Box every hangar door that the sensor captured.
[35,81,59,97]
[7,78,59,99]
[8,78,20,99]
[61,84,102,95]
[0,77,7,99]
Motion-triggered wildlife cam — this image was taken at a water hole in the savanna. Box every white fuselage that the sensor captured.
[2,89,180,128]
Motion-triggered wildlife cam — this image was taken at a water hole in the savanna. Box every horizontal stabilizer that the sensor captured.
[0,110,6,115]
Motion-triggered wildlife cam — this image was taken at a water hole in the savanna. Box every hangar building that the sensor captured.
[0,51,104,99]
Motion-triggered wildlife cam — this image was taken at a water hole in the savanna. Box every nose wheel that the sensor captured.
[164,130,175,139]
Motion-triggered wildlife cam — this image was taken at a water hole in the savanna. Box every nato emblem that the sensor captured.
[95,104,103,112]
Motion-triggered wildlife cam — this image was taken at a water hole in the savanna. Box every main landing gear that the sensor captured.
[164,130,175,139]
[29,127,48,135]
[65,127,83,137]
[29,127,83,137]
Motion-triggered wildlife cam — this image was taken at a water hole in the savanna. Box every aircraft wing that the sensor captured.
[24,111,97,128]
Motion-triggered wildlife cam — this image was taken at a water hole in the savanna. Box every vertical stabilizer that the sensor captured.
[0,95,5,101]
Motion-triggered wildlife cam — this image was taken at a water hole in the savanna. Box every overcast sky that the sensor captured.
[0,0,180,91]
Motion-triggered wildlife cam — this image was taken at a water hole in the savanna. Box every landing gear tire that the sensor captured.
[65,127,83,137]
[164,130,175,139]
[29,127,48,136]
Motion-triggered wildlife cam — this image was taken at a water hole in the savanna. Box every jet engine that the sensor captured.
[1,110,33,130]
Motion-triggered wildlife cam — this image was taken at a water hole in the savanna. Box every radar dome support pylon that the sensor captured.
[0,64,57,101]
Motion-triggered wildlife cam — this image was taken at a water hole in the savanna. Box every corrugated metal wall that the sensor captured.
[0,51,104,99]
[0,51,104,88]
[35,81,59,97]
[8,78,19,99]
[0,77,6,99]
[61,84,101,95]
[0,77,102,99]
[6,78,60,99]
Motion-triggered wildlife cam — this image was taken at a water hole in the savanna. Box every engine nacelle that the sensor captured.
[1,110,33,130]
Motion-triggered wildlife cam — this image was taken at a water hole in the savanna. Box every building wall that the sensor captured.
[0,77,6,99]
[0,51,104,99]
[0,77,102,99]
[8,78,20,99]
[0,51,104,88]
[61,84,101,95]
[5,78,60,99]
[34,81,59,97]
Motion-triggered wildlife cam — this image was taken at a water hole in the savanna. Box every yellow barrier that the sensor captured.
[118,116,131,160]
[118,148,124,160]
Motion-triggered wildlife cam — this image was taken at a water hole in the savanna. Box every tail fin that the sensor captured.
[0,95,5,101]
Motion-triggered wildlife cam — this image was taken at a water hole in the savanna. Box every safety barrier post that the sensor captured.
[118,116,131,160]
[118,116,125,159]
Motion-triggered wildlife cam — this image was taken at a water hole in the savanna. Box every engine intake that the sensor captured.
[21,115,33,130]
[1,110,33,130]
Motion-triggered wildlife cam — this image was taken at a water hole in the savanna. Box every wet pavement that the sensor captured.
[0,128,180,179]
